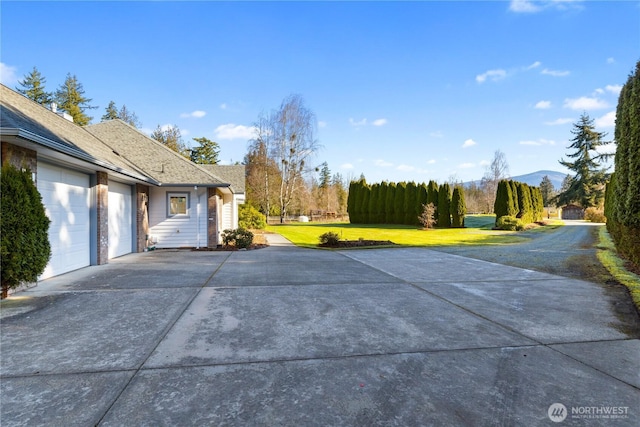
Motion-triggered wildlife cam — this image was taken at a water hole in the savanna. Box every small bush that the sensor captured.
[239,204,266,230]
[495,215,524,231]
[222,228,254,249]
[319,231,340,246]
[418,203,436,229]
[584,207,606,223]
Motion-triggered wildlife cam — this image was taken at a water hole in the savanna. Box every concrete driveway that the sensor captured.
[1,235,639,426]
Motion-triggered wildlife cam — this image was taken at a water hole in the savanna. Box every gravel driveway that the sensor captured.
[432,220,612,284]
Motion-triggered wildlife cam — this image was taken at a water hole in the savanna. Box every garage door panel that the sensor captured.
[108,181,133,259]
[38,163,90,279]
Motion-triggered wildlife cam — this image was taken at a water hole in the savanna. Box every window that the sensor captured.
[167,192,189,217]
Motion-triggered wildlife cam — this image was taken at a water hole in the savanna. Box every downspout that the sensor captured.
[195,186,200,249]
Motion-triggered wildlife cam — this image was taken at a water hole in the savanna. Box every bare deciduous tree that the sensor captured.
[480,150,510,212]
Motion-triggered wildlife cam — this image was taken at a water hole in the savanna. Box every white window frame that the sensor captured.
[167,192,190,218]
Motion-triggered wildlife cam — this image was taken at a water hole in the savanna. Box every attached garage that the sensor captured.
[108,180,134,258]
[37,162,91,279]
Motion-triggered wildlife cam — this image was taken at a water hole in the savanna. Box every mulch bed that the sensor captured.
[319,240,396,248]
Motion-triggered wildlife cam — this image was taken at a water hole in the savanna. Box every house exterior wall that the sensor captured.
[148,186,208,248]
[1,142,37,174]
[207,188,218,248]
[136,184,150,252]
[95,171,109,264]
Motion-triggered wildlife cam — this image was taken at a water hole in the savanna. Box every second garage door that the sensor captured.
[108,181,133,258]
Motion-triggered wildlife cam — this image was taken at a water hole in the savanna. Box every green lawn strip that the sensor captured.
[266,215,530,249]
[596,227,640,311]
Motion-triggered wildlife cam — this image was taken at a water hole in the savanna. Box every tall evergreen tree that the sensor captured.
[557,114,611,208]
[385,182,396,224]
[151,124,189,158]
[451,186,466,227]
[102,101,119,121]
[16,66,52,106]
[427,180,439,222]
[438,183,452,227]
[539,175,555,206]
[394,182,406,224]
[54,73,96,126]
[190,137,220,164]
[377,182,388,223]
[404,182,417,225]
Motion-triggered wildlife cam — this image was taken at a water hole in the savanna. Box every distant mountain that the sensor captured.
[510,170,566,190]
[465,170,566,190]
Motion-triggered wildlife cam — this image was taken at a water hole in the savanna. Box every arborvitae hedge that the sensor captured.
[607,60,640,267]
[346,179,466,228]
[451,186,466,227]
[494,179,544,228]
[1,162,51,298]
[438,183,452,227]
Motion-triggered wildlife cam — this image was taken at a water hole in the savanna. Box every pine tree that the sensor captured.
[539,175,555,206]
[190,137,220,164]
[557,114,611,208]
[151,124,189,158]
[54,73,96,126]
[102,101,119,121]
[16,66,52,105]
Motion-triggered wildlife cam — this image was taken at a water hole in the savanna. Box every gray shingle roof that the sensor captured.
[1,84,150,181]
[86,120,228,186]
[199,164,246,194]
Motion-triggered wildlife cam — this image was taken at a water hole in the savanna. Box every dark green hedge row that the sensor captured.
[493,179,544,227]
[606,61,640,268]
[347,179,466,227]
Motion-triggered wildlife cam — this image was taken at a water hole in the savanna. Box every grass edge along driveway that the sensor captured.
[266,215,543,249]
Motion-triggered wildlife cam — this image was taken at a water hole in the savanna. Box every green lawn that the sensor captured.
[266,215,531,248]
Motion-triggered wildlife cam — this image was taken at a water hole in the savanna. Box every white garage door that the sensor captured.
[108,181,133,258]
[38,163,91,279]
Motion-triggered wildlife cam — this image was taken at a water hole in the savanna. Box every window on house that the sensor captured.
[167,192,189,217]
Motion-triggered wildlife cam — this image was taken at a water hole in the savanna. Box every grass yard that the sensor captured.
[266,215,531,248]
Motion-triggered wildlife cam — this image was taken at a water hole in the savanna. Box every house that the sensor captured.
[561,204,585,220]
[1,84,245,280]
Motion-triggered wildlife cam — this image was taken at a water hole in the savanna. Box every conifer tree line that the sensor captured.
[347,179,466,227]
[493,179,544,226]
[605,60,640,268]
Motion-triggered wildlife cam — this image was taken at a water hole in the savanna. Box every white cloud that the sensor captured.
[462,139,477,148]
[509,0,540,13]
[525,61,542,70]
[180,110,206,119]
[607,57,615,64]
[374,159,393,167]
[535,100,552,109]
[372,118,388,126]
[519,138,556,146]
[219,103,228,110]
[426,159,436,164]
[349,118,367,126]
[0,62,18,85]
[605,84,622,95]
[476,69,507,83]
[541,68,570,77]
[563,96,609,110]
[214,123,257,140]
[595,111,616,128]
[479,160,491,166]
[396,164,415,172]
[341,163,354,170]
[545,117,574,125]
[429,131,444,138]
[458,163,475,169]
[318,121,327,128]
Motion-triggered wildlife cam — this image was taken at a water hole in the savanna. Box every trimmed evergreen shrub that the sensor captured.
[584,207,606,223]
[394,182,406,224]
[319,231,340,246]
[385,182,396,224]
[1,162,51,298]
[378,182,388,223]
[427,180,439,219]
[404,182,417,225]
[496,215,524,231]
[239,203,267,229]
[361,184,370,224]
[222,228,254,249]
[451,186,466,227]
[437,183,451,227]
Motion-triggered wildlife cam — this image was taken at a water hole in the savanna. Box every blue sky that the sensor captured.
[1,1,638,184]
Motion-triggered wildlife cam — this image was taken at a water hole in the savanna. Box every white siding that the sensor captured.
[221,193,233,231]
[37,163,90,279]
[148,187,207,248]
[108,181,133,258]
